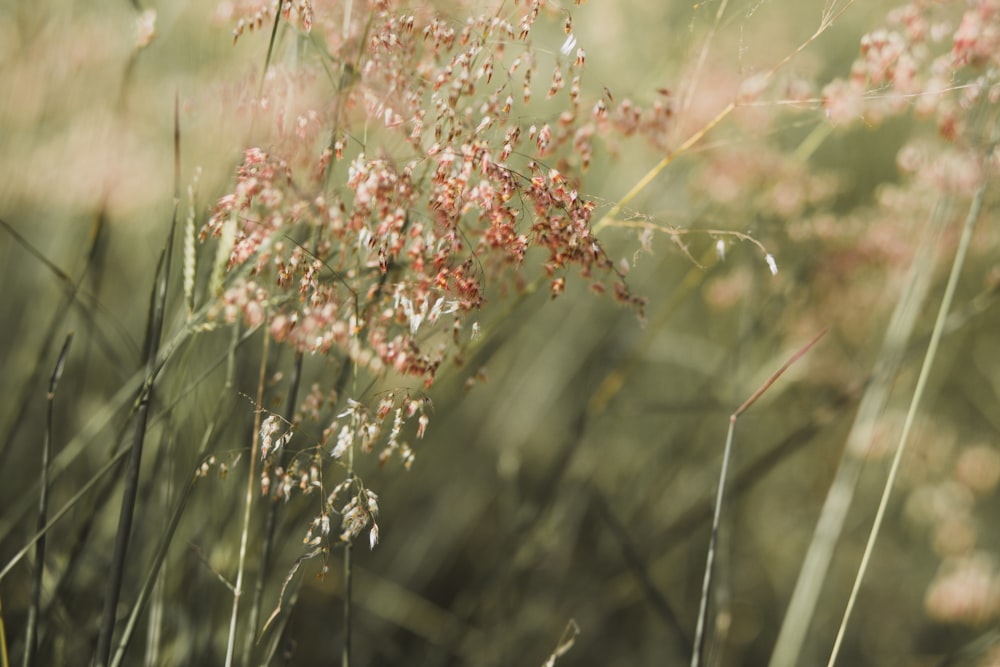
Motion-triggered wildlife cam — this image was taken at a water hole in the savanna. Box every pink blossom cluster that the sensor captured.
[203,0,643,543]
[823,0,1000,138]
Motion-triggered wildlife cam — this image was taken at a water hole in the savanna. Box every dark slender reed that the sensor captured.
[22,334,73,667]
[93,95,179,667]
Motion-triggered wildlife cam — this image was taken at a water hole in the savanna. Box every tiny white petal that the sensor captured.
[429,298,445,322]
[715,239,726,261]
[765,253,778,275]
[560,34,577,56]
[331,425,352,458]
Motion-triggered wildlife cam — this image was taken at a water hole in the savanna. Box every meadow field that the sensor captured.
[1,1,999,665]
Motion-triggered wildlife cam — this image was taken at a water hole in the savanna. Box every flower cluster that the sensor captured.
[220,0,314,43]
[199,1,641,556]
[251,389,428,548]
[822,0,1000,139]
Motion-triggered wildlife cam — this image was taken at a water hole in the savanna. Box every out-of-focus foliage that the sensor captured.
[1,0,999,665]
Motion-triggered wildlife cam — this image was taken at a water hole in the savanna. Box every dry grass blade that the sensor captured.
[691,329,827,667]
[542,619,581,667]
[826,143,994,667]
[768,198,951,667]
[258,547,324,640]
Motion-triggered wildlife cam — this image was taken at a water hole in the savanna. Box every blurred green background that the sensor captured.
[2,0,999,665]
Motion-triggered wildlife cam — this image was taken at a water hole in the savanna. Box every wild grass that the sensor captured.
[1,1,998,666]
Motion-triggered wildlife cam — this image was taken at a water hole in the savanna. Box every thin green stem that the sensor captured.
[109,422,222,667]
[258,0,286,101]
[692,330,826,667]
[224,328,271,667]
[0,214,119,471]
[94,237,172,666]
[594,1,855,235]
[826,151,992,667]
[22,334,73,667]
[767,197,950,667]
[342,536,353,667]
[0,594,9,667]
[243,352,303,665]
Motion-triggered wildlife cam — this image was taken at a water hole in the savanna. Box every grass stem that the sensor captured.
[224,327,271,667]
[93,239,171,666]
[22,333,73,667]
[691,329,826,667]
[826,148,992,667]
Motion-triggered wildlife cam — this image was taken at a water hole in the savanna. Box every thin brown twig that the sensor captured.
[734,328,829,418]
[691,329,828,667]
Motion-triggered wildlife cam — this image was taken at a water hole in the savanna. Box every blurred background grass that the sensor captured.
[2,0,1000,665]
